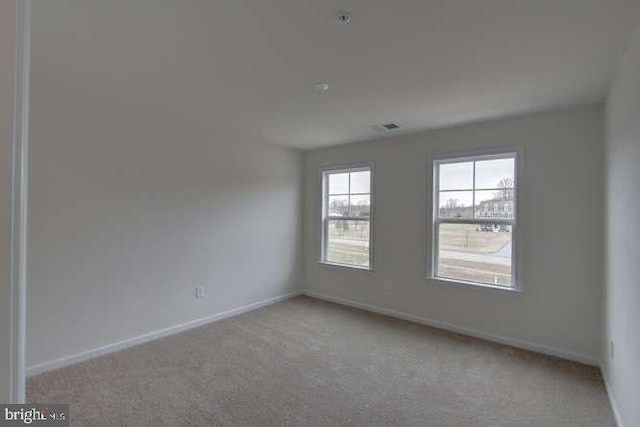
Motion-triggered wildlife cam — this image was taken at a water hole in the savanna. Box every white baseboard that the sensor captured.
[28,289,600,378]
[302,290,599,366]
[601,370,624,427]
[27,291,303,377]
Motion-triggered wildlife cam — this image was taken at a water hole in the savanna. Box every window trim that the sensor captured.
[318,162,375,271]
[427,148,523,292]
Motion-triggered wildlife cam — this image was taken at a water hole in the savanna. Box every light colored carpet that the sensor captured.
[28,296,614,426]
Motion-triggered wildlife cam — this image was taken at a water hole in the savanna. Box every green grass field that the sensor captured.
[326,221,370,267]
[438,223,512,285]
[438,259,511,285]
[439,223,510,253]
[323,221,511,285]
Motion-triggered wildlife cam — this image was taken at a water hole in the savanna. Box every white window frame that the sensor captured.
[428,149,522,292]
[319,163,374,271]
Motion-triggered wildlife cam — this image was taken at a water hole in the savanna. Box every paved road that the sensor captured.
[331,238,368,247]
[494,241,512,258]
[440,249,510,266]
[332,237,512,266]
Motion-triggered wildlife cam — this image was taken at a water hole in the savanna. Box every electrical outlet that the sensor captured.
[610,340,615,359]
[384,279,393,290]
[195,286,205,299]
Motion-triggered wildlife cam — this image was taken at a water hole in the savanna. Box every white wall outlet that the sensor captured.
[384,279,393,290]
[610,340,614,359]
[195,286,205,299]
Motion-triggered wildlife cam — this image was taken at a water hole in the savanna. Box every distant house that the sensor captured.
[476,199,513,231]
[476,199,514,220]
[439,198,513,231]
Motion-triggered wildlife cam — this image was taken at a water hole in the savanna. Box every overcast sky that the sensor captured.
[439,158,514,207]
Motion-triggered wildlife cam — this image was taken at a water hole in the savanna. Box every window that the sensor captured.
[320,166,372,269]
[430,152,519,289]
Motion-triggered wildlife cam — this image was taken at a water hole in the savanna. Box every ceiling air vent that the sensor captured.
[375,123,400,131]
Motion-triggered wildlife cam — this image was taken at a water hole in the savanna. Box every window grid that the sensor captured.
[431,152,518,289]
[321,166,373,270]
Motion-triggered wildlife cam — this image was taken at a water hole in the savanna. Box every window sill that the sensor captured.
[319,261,373,272]
[427,276,522,294]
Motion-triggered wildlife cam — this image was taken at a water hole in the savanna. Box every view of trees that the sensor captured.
[494,177,514,201]
[329,198,370,217]
[445,198,460,209]
[440,177,514,218]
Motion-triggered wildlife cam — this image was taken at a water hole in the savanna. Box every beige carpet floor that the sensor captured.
[28,296,614,426]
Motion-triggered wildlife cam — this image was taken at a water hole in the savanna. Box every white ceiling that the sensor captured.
[31,0,640,149]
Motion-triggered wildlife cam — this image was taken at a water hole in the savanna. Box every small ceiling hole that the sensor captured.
[337,11,352,24]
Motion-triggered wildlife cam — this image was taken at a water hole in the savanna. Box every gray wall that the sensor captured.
[26,58,303,369]
[304,105,604,362]
[0,0,17,403]
[603,22,640,426]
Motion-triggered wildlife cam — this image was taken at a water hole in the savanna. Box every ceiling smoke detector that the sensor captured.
[336,11,352,24]
[375,123,400,131]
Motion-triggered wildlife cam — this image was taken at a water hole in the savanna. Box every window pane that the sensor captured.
[350,195,370,217]
[350,170,370,194]
[328,195,349,216]
[475,158,514,190]
[326,220,370,267]
[439,162,473,190]
[438,191,473,218]
[475,190,514,219]
[437,223,512,286]
[328,172,349,194]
